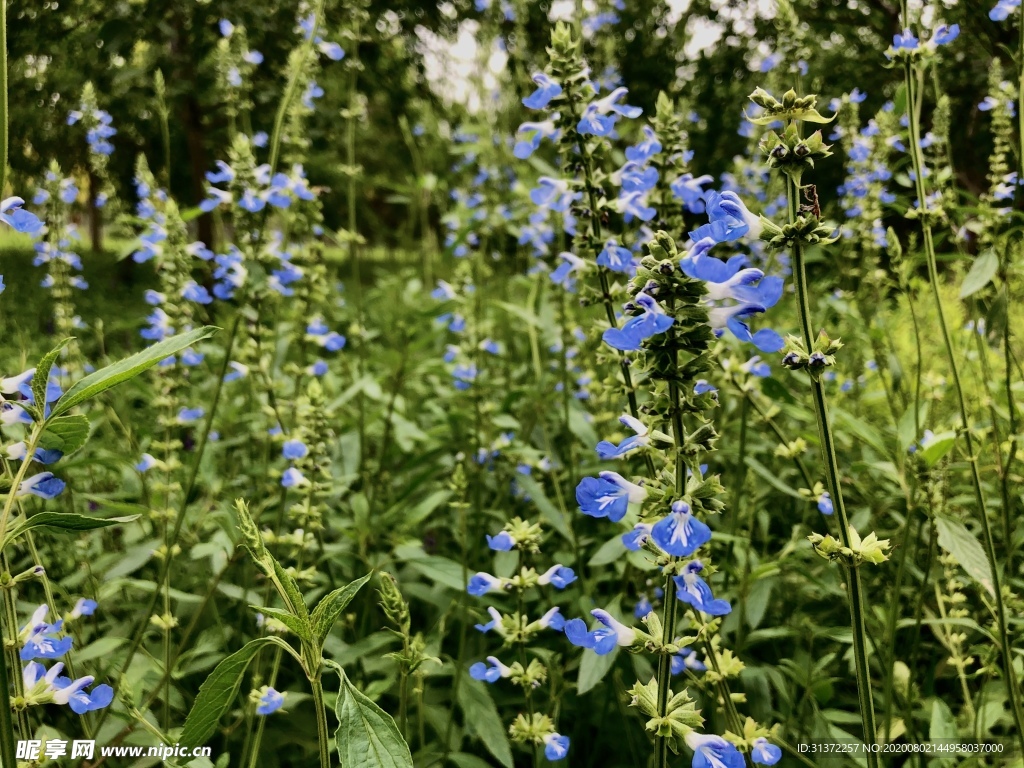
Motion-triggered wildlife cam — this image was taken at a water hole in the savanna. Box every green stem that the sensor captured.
[310,674,332,768]
[784,170,879,764]
[0,610,15,768]
[901,57,1024,748]
[0,0,7,198]
[267,0,327,175]
[95,316,240,734]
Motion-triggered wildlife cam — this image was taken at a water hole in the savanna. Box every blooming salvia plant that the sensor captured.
[568,229,783,768]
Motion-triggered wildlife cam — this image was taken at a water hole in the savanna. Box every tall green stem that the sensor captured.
[784,170,879,765]
[900,57,1024,747]
[310,674,332,768]
[0,0,7,199]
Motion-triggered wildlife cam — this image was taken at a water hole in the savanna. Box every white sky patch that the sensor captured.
[416,21,507,114]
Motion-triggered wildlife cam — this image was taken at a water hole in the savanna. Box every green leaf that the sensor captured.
[50,326,218,418]
[1,513,138,553]
[457,675,514,768]
[31,339,73,417]
[744,457,803,499]
[578,646,619,695]
[516,475,572,542]
[929,698,958,741]
[897,402,929,452]
[248,605,312,642]
[273,559,310,619]
[180,636,284,745]
[335,669,414,768]
[745,577,774,629]
[311,572,372,645]
[75,637,126,664]
[960,250,998,298]
[935,517,995,597]
[589,534,628,567]
[921,431,956,468]
[38,414,91,455]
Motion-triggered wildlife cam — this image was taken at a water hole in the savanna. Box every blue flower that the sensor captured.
[670,646,706,674]
[281,467,308,488]
[931,23,959,46]
[53,674,114,714]
[0,196,43,234]
[751,737,782,765]
[619,191,657,222]
[475,606,503,633]
[615,162,659,194]
[531,177,580,212]
[689,191,763,244]
[671,174,714,213]
[20,606,72,660]
[597,239,635,273]
[817,492,834,515]
[564,609,636,655]
[685,732,745,768]
[182,281,213,305]
[651,501,712,557]
[18,472,66,500]
[596,414,650,459]
[469,656,512,683]
[576,470,647,522]
[537,607,565,631]
[625,126,662,163]
[256,687,286,715]
[282,439,309,460]
[892,29,919,51]
[550,251,585,290]
[634,596,654,618]
[991,0,1021,21]
[135,453,158,472]
[674,560,731,616]
[486,531,515,551]
[514,120,559,159]
[537,565,577,589]
[467,572,504,596]
[602,292,674,351]
[177,406,204,424]
[69,599,97,620]
[543,733,570,761]
[523,73,562,109]
[431,280,456,301]
[318,41,345,60]
[623,522,653,551]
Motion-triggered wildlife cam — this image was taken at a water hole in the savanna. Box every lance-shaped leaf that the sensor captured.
[2,513,138,553]
[311,572,372,647]
[180,636,296,745]
[50,326,218,418]
[30,338,72,419]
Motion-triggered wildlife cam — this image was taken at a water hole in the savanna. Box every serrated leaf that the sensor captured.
[311,572,372,645]
[935,517,995,597]
[335,669,414,768]
[960,250,998,298]
[38,414,91,455]
[273,559,309,619]
[51,326,218,417]
[457,675,514,768]
[180,636,286,745]
[31,339,72,417]
[1,513,138,552]
[249,605,312,641]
